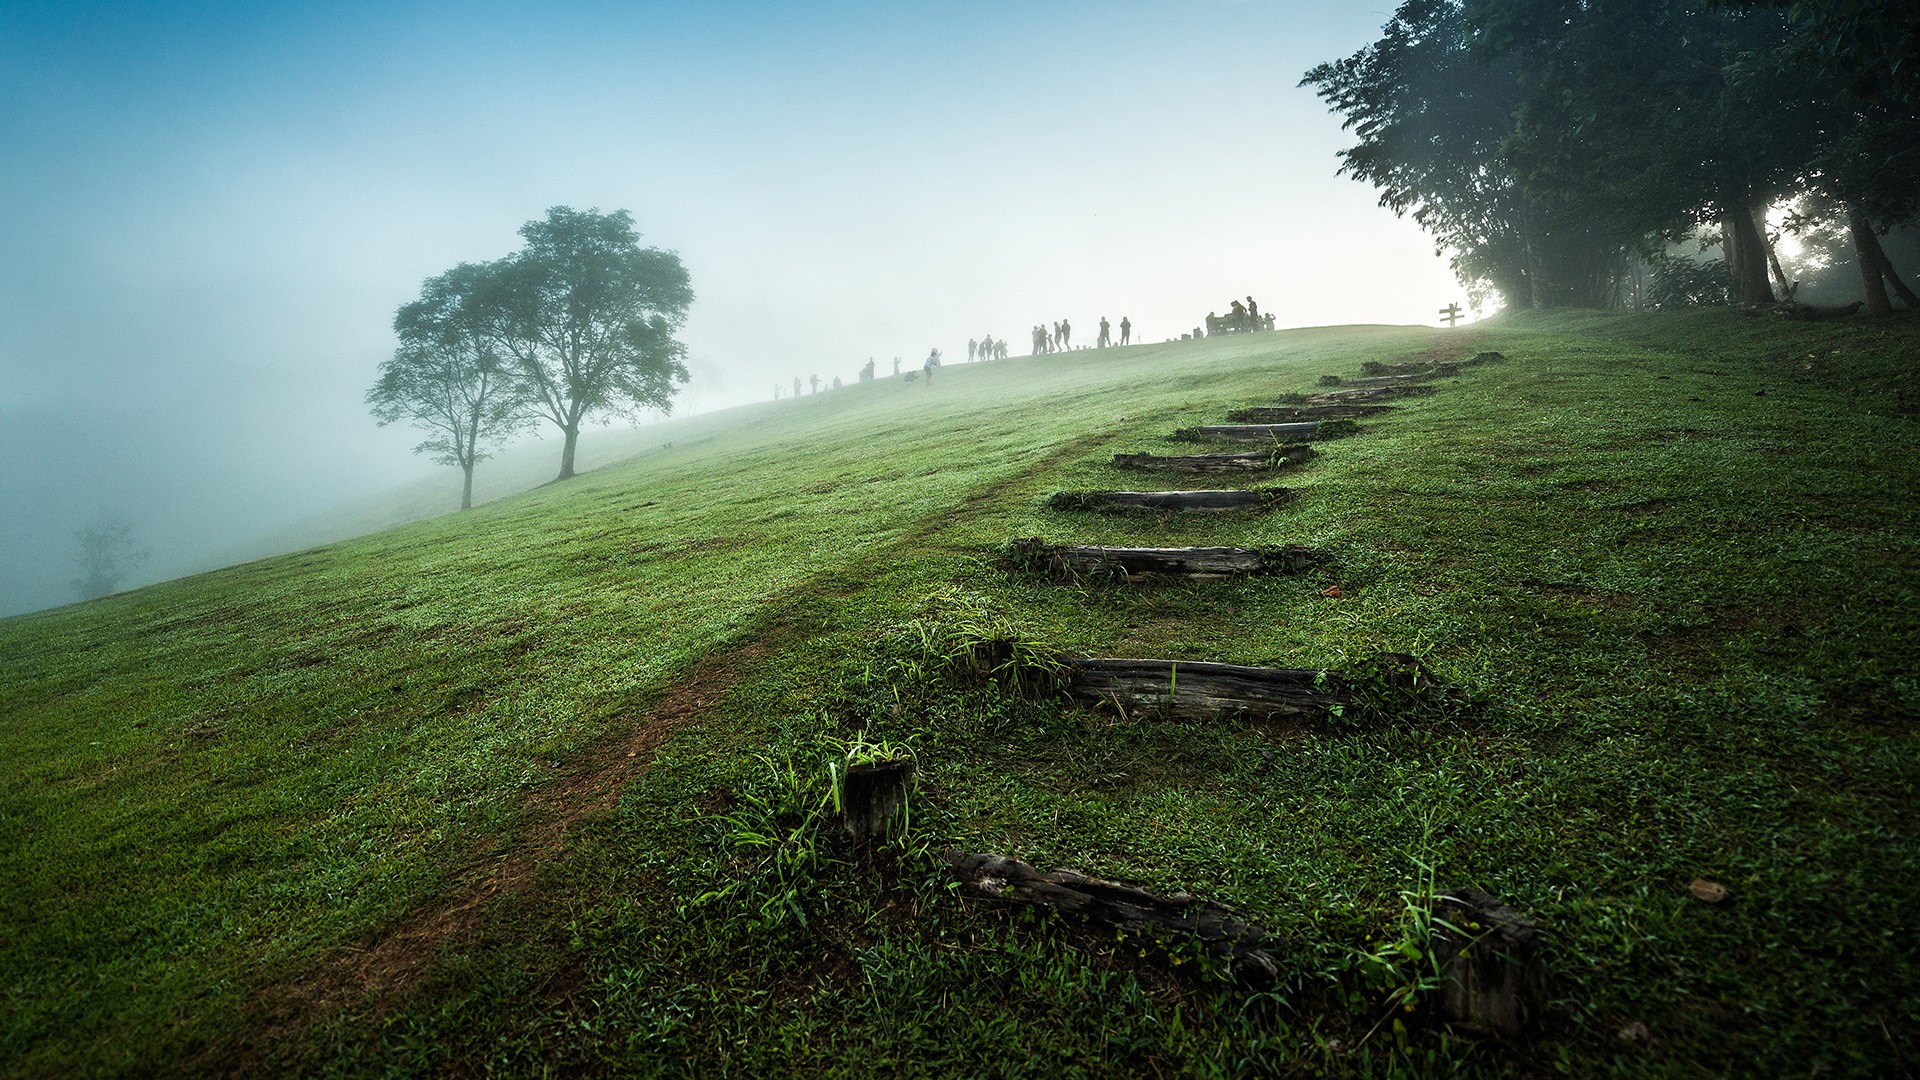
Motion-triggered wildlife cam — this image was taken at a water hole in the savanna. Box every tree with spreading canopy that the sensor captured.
[368,262,530,510]
[69,518,148,601]
[479,207,694,480]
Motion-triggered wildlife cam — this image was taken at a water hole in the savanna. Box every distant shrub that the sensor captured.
[1646,254,1735,309]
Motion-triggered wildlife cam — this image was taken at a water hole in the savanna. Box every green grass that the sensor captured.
[2,312,1916,1077]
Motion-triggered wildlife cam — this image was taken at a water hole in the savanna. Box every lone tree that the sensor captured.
[70,518,148,600]
[482,207,694,480]
[368,262,530,510]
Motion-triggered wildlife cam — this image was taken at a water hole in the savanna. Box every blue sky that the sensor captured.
[0,1,1466,615]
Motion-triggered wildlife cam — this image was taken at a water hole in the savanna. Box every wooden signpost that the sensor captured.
[1439,302,1463,327]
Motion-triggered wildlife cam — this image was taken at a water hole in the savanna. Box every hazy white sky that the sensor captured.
[0,0,1470,616]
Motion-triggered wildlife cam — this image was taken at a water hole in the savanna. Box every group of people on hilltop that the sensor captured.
[1095,315,1131,347]
[967,337,1009,362]
[1031,320,1072,353]
[1202,295,1274,337]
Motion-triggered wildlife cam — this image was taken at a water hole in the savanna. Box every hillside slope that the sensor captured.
[3,312,1916,1077]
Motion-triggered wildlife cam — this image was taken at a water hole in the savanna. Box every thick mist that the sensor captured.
[0,1,1470,618]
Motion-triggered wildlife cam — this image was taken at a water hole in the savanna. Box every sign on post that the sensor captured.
[1438,303,1463,327]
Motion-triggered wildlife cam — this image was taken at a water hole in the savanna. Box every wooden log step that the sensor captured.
[1361,360,1459,377]
[1304,384,1435,404]
[1224,404,1394,423]
[1047,488,1294,512]
[1342,371,1450,387]
[1111,446,1315,472]
[1064,658,1344,720]
[1172,420,1357,442]
[946,850,1279,982]
[1011,540,1315,580]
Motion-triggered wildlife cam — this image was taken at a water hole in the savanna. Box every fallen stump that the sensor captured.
[1224,404,1394,423]
[1172,420,1357,442]
[1011,540,1315,580]
[1047,488,1294,512]
[946,850,1279,982]
[1111,447,1314,472]
[1435,887,1547,1038]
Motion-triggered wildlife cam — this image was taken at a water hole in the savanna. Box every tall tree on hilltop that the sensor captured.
[368,262,531,510]
[480,207,694,481]
[69,518,148,601]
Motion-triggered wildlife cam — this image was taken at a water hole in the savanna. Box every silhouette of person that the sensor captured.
[1119,316,1131,345]
[923,348,940,383]
[1060,318,1072,350]
[1097,316,1111,347]
[832,375,842,389]
[794,377,803,397]
[1246,296,1260,328]
[893,357,901,376]
[968,338,978,362]
[810,374,820,394]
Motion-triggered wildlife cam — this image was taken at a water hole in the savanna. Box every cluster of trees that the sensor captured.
[368,207,694,509]
[1302,0,1920,313]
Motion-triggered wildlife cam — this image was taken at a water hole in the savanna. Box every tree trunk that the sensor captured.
[1851,207,1895,315]
[1724,199,1776,306]
[557,424,580,480]
[461,463,475,511]
[1855,217,1920,307]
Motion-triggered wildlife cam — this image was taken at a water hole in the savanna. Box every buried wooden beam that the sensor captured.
[1047,488,1294,512]
[1361,360,1459,377]
[945,850,1280,982]
[1010,539,1315,580]
[1111,446,1314,472]
[1434,887,1547,1038]
[1172,419,1357,442]
[1061,652,1448,721]
[1303,384,1436,404]
[1224,404,1394,423]
[1065,658,1343,720]
[1342,371,1451,388]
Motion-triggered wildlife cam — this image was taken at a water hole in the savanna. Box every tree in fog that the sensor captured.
[479,207,694,480]
[69,518,148,600]
[369,263,530,510]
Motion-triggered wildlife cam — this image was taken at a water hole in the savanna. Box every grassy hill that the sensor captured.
[3,312,1915,1077]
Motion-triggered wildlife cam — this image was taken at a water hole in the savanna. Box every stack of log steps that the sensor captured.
[1012,540,1315,580]
[1172,419,1357,443]
[1224,404,1395,423]
[1111,446,1314,472]
[1047,488,1294,512]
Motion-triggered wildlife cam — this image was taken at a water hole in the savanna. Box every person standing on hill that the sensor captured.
[1097,316,1111,348]
[1119,316,1132,345]
[968,338,978,362]
[1246,296,1260,328]
[1061,318,1072,349]
[923,348,941,382]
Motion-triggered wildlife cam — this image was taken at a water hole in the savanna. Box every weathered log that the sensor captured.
[1342,371,1449,388]
[1223,404,1395,422]
[945,850,1279,982]
[1011,540,1315,580]
[1172,420,1357,442]
[1064,658,1345,720]
[1434,887,1547,1038]
[1462,351,1506,365]
[839,758,914,841]
[1047,488,1294,512]
[1111,446,1315,472]
[1305,384,1435,404]
[1361,360,1459,377]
